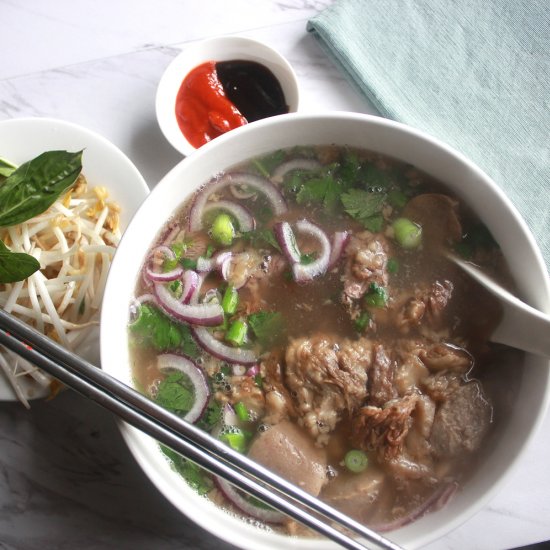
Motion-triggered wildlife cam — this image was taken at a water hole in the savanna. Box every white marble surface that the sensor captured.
[0,1,549,549]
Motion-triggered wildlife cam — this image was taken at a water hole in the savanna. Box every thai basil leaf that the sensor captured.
[0,150,83,227]
[0,157,17,178]
[0,241,40,283]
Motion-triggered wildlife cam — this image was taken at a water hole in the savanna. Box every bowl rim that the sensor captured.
[101,111,550,550]
[155,35,300,157]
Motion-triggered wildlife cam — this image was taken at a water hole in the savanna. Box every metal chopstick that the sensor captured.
[0,309,403,550]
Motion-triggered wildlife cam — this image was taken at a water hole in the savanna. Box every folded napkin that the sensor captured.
[308,0,550,272]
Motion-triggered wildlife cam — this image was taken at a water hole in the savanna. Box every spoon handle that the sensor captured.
[448,255,550,358]
[493,299,550,358]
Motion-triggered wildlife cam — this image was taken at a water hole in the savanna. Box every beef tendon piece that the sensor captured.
[352,393,419,460]
[419,342,473,374]
[284,335,372,445]
[342,232,390,301]
[394,280,454,334]
[247,421,327,496]
[368,344,397,406]
[321,466,386,522]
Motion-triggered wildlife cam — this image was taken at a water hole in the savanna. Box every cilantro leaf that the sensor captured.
[296,176,341,211]
[129,303,199,357]
[160,445,213,495]
[154,371,195,416]
[241,228,281,252]
[341,189,387,228]
[248,311,284,348]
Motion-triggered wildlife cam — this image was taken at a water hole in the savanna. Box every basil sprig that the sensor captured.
[0,157,17,179]
[0,241,40,283]
[0,150,83,227]
[0,150,83,284]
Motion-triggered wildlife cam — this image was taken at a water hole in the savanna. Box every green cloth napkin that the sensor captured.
[307,0,550,272]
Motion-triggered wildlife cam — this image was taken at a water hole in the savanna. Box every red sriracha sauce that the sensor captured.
[175,61,247,149]
[175,60,289,149]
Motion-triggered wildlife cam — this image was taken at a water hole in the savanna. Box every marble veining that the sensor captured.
[0,1,549,549]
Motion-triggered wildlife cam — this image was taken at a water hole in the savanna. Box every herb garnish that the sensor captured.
[0,150,83,284]
[0,241,40,283]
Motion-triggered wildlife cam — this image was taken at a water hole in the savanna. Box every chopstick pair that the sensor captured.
[0,309,403,550]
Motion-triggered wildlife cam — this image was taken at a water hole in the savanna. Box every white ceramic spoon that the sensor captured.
[448,255,550,358]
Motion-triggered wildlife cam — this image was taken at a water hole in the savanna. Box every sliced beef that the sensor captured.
[394,280,453,334]
[430,380,492,458]
[385,452,434,481]
[261,351,296,424]
[284,335,372,445]
[352,393,419,460]
[342,232,390,301]
[368,344,397,406]
[321,466,385,521]
[247,421,327,496]
[419,342,473,374]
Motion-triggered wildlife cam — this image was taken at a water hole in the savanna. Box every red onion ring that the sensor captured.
[273,221,301,264]
[145,246,183,282]
[373,481,459,532]
[191,326,257,365]
[180,270,200,304]
[135,293,156,305]
[271,158,322,184]
[196,251,232,274]
[214,476,284,524]
[202,200,256,232]
[154,282,224,326]
[328,230,350,270]
[156,353,210,424]
[292,219,331,283]
[245,365,259,377]
[230,184,256,199]
[189,172,287,232]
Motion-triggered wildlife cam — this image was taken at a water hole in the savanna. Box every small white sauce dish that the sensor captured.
[155,35,300,156]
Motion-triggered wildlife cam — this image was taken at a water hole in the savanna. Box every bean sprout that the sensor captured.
[0,174,121,405]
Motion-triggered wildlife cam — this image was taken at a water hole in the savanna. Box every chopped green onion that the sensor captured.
[169,279,183,298]
[344,449,369,473]
[221,430,248,453]
[354,311,370,332]
[392,217,422,249]
[211,213,235,246]
[225,319,248,347]
[205,244,216,258]
[364,283,388,308]
[254,374,263,388]
[387,257,399,274]
[234,401,250,422]
[222,285,239,315]
[163,257,179,271]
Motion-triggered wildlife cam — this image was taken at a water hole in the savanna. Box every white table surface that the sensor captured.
[0,1,549,549]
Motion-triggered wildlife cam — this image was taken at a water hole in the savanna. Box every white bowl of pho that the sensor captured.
[100,112,550,549]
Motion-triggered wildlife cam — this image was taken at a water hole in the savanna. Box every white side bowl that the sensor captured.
[101,112,550,550]
[156,36,300,156]
[0,116,149,402]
